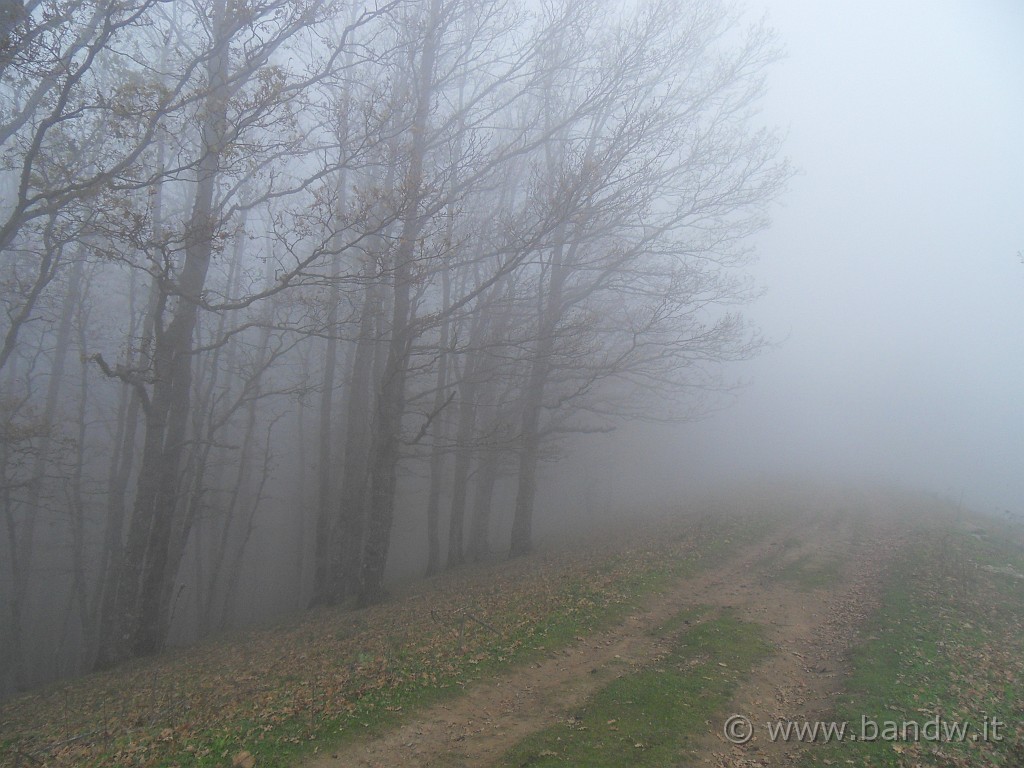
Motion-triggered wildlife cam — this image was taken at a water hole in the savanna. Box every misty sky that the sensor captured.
[578,0,1023,515]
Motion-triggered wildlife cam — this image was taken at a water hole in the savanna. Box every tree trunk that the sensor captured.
[309,259,378,607]
[446,372,479,569]
[98,0,231,665]
[66,270,96,673]
[313,173,348,603]
[509,241,565,558]
[466,446,501,561]
[357,290,410,606]
[357,0,443,607]
[220,414,276,627]
[425,267,451,576]
[93,117,166,664]
[10,251,85,686]
[294,348,312,599]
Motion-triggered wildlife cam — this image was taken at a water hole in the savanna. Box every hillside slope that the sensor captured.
[4,484,1020,768]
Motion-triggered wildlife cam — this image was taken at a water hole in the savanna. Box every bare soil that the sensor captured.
[305,502,904,768]
[693,504,904,767]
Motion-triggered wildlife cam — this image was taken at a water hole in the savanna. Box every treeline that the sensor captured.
[0,0,787,697]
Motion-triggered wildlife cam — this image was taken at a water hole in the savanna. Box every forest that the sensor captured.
[0,0,788,700]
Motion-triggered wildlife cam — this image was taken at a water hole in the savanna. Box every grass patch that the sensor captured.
[649,605,710,638]
[499,609,769,767]
[797,521,1024,767]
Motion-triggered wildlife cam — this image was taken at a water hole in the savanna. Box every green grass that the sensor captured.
[796,522,1024,767]
[499,609,769,767]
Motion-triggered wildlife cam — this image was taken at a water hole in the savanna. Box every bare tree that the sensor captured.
[95,0,384,665]
[506,0,788,555]
[0,0,189,373]
[0,0,790,690]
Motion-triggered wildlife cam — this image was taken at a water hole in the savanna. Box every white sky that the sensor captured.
[721,0,1024,510]
[575,0,1023,515]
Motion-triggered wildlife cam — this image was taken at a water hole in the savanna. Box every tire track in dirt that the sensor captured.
[304,507,903,768]
[692,506,906,767]
[304,535,775,768]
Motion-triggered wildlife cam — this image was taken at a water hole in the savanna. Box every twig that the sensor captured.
[463,612,499,636]
[23,727,104,763]
[405,390,457,446]
[12,746,45,766]
[430,608,499,636]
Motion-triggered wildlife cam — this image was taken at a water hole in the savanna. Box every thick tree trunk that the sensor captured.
[97,1,230,665]
[131,266,209,656]
[93,118,166,662]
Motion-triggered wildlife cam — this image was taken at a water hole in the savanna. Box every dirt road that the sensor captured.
[305,502,903,767]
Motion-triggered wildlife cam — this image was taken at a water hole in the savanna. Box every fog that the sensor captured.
[574,0,1024,516]
[0,0,1021,700]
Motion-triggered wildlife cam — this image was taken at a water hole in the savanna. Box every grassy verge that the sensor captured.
[797,519,1024,767]
[498,608,769,767]
[1,513,770,768]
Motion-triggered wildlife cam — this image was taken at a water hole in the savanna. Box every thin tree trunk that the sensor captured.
[294,348,311,600]
[66,270,96,674]
[509,235,565,558]
[466,445,501,561]
[11,251,85,686]
[508,73,612,557]
[335,278,383,603]
[446,285,510,569]
[427,12,472,575]
[1,384,30,694]
[357,0,443,607]
[312,191,347,604]
[177,213,247,637]
[315,283,340,590]
[220,414,277,628]
[424,266,451,576]
[311,38,354,605]
[446,368,479,569]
